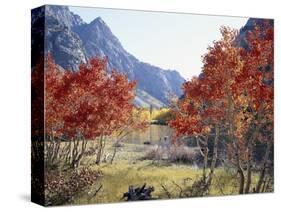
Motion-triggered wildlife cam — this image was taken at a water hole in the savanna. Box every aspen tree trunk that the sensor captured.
[245,108,263,193]
[95,134,104,165]
[196,136,208,182]
[227,92,244,194]
[110,147,117,164]
[235,142,245,194]
[256,141,272,193]
[245,128,260,193]
[229,112,245,194]
[228,117,245,194]
[203,148,208,182]
[245,140,253,194]
[71,138,87,168]
[207,124,219,186]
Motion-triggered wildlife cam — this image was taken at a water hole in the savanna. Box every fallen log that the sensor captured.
[121,183,155,201]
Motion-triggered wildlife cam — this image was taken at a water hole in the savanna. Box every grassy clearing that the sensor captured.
[73,160,259,205]
[70,136,259,205]
[73,160,202,204]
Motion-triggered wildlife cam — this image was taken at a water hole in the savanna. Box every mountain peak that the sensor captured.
[36,5,185,105]
[92,17,105,24]
[45,5,85,28]
[89,17,110,30]
[77,16,125,57]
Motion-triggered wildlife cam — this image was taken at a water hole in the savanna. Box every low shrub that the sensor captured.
[112,142,124,148]
[167,145,200,165]
[45,167,102,205]
[142,146,164,161]
[142,144,201,165]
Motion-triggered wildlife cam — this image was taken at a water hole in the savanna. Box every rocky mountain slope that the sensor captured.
[32,5,185,107]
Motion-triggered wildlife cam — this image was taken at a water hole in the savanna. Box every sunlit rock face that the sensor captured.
[32,5,186,106]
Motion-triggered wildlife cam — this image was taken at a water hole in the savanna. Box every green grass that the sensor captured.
[73,160,260,205]
[46,125,263,206]
[70,138,260,205]
[73,160,202,204]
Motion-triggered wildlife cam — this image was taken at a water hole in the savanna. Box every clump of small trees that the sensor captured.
[32,55,146,204]
[169,20,273,195]
[42,56,138,168]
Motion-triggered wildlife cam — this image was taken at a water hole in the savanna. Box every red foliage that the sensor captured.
[44,56,136,140]
[170,21,273,145]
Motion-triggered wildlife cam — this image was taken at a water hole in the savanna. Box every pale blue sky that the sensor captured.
[69,6,247,80]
